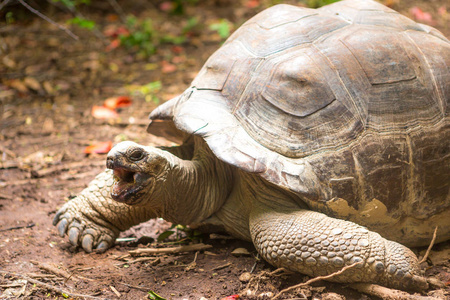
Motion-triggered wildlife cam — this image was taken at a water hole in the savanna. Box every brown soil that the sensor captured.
[0,0,449,299]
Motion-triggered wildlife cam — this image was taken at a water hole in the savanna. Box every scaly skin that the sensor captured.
[53,169,156,252]
[250,208,428,291]
[54,141,429,291]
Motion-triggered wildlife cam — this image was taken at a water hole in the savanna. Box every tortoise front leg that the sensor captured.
[249,208,428,291]
[53,169,156,252]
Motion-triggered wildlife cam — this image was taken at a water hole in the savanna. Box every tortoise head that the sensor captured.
[106,141,168,205]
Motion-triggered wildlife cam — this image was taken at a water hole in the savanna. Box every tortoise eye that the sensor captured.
[129,148,144,161]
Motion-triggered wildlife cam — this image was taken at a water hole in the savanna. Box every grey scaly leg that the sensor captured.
[53,169,156,252]
[250,208,428,291]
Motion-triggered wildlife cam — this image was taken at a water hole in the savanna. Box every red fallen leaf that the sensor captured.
[221,295,239,300]
[104,96,132,110]
[104,26,129,38]
[159,1,173,12]
[245,0,259,8]
[84,141,113,154]
[91,105,119,119]
[106,14,119,22]
[410,7,434,24]
[161,61,177,73]
[171,45,184,54]
[106,39,121,51]
[171,56,186,64]
[438,6,448,17]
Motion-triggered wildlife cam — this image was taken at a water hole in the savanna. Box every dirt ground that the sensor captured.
[0,0,449,299]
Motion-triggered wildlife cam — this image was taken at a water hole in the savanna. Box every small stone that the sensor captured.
[231,248,251,256]
[258,292,274,298]
[239,272,252,282]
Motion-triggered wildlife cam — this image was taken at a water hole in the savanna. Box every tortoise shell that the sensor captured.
[149,0,449,243]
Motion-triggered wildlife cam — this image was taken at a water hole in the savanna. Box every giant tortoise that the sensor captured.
[53,0,450,291]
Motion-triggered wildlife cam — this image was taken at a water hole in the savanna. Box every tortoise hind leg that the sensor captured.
[249,207,428,291]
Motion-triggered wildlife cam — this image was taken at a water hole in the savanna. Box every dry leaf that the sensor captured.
[84,141,113,154]
[221,295,240,300]
[24,77,41,91]
[2,56,16,68]
[106,39,121,51]
[161,61,177,73]
[8,79,28,93]
[103,96,132,109]
[43,81,55,95]
[91,105,119,119]
[410,7,434,24]
[245,0,259,8]
[159,1,173,12]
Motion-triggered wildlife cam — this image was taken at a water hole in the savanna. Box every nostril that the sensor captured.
[106,157,114,169]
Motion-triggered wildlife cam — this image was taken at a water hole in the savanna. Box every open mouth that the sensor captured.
[111,168,146,204]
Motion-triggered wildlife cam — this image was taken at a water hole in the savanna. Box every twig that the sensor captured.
[419,226,438,264]
[27,273,59,279]
[115,257,161,266]
[350,283,440,300]
[0,145,16,158]
[128,243,212,256]
[17,0,79,40]
[0,0,12,11]
[0,284,24,288]
[272,262,362,300]
[0,223,35,232]
[110,285,121,297]
[0,192,14,200]
[0,270,105,299]
[30,260,76,282]
[0,178,37,188]
[117,281,152,291]
[212,262,232,271]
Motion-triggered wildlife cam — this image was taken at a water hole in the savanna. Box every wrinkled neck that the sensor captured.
[158,141,234,225]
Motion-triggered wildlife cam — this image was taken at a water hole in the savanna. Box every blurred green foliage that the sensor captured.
[67,16,95,30]
[52,0,91,9]
[148,290,167,300]
[304,0,341,8]
[209,19,232,39]
[127,80,162,103]
[119,16,158,56]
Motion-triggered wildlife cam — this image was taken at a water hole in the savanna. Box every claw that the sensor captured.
[57,219,68,237]
[96,241,110,252]
[53,208,67,226]
[82,235,94,253]
[68,227,80,246]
